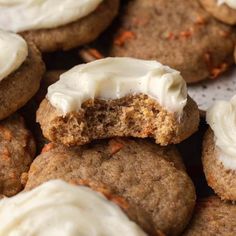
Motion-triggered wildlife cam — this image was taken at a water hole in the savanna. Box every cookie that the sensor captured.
[199,0,236,25]
[202,129,236,201]
[21,70,63,153]
[0,31,45,121]
[25,138,196,235]
[0,179,159,236]
[203,96,236,201]
[37,58,200,147]
[183,196,236,236]
[110,0,235,83]
[0,0,119,52]
[0,114,35,197]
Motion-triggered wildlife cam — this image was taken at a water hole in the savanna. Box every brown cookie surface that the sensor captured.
[202,128,236,201]
[22,0,120,52]
[183,196,236,236]
[20,70,63,153]
[25,138,196,236]
[110,0,235,83]
[37,95,199,147]
[200,0,236,25]
[0,41,45,121]
[0,114,36,197]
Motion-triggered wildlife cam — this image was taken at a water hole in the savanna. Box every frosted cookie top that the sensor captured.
[218,0,236,9]
[0,0,103,32]
[0,180,146,236]
[206,95,236,170]
[47,57,187,116]
[0,30,28,81]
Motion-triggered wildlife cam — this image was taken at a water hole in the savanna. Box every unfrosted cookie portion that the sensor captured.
[110,0,235,83]
[12,0,120,52]
[25,138,196,235]
[0,39,45,121]
[200,0,236,25]
[37,58,200,146]
[0,114,35,197]
[203,95,236,201]
[202,129,236,201]
[183,196,236,236]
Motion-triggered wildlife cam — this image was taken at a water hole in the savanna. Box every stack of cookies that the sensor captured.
[0,0,236,236]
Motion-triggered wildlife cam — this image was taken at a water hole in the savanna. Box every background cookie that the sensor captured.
[0,41,45,120]
[22,0,120,52]
[0,114,35,197]
[199,0,236,25]
[25,138,196,235]
[20,70,63,153]
[183,196,236,235]
[202,128,236,201]
[110,0,235,83]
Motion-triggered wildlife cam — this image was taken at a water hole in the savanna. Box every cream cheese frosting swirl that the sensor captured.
[218,0,236,9]
[0,0,103,32]
[0,30,28,82]
[0,180,147,236]
[47,57,187,117]
[206,95,236,170]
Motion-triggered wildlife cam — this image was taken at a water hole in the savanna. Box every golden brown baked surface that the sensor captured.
[25,138,196,235]
[202,128,236,201]
[22,0,120,52]
[0,41,45,121]
[183,196,236,236]
[37,95,199,146]
[0,114,36,197]
[110,0,235,83]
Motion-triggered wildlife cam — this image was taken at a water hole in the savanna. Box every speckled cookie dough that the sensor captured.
[25,138,196,235]
[110,0,235,83]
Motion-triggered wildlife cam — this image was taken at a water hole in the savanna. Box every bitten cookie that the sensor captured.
[0,0,119,52]
[25,138,196,235]
[37,57,200,147]
[199,0,236,25]
[183,196,236,236]
[0,114,36,197]
[0,180,157,236]
[203,95,236,201]
[110,0,235,83]
[0,30,44,121]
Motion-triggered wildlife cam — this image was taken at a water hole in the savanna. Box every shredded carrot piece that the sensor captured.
[179,30,192,38]
[87,48,104,59]
[114,31,136,46]
[167,32,176,40]
[110,196,129,209]
[41,143,54,153]
[108,139,124,155]
[210,63,228,79]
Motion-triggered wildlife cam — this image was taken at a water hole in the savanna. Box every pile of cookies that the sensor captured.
[0,0,236,235]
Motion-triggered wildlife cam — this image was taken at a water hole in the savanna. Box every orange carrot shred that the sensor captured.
[114,31,136,46]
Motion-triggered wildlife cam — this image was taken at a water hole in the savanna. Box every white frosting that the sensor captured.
[206,95,236,170]
[0,0,103,32]
[0,180,147,236]
[0,30,28,82]
[218,0,236,9]
[47,57,187,117]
